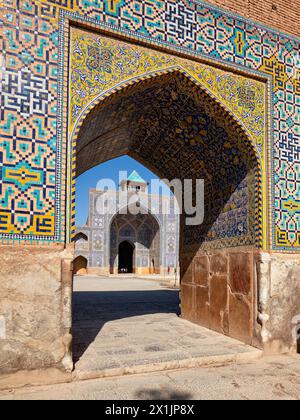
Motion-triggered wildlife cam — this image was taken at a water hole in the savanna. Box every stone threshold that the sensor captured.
[0,348,262,391]
[74,347,262,381]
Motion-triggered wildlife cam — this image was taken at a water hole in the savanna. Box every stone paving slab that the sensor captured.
[73,277,261,380]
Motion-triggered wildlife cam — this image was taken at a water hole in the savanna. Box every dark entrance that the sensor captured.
[118,241,134,273]
[73,256,88,275]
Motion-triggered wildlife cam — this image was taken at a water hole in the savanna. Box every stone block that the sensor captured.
[210,275,228,333]
[181,256,193,284]
[229,253,252,295]
[193,255,209,286]
[229,293,252,344]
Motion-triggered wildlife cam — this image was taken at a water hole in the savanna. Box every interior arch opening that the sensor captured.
[74,232,88,242]
[72,70,262,352]
[110,206,161,275]
[73,255,88,275]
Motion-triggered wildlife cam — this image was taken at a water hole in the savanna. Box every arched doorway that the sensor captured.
[110,207,161,275]
[71,68,262,346]
[118,241,135,274]
[74,232,88,242]
[73,256,88,275]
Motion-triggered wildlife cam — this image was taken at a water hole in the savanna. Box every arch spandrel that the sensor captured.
[69,27,266,163]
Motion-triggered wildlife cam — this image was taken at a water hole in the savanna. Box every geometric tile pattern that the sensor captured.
[1,0,58,240]
[70,28,266,150]
[70,29,265,249]
[1,0,300,251]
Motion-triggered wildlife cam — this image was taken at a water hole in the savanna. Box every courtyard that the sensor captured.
[72,276,261,379]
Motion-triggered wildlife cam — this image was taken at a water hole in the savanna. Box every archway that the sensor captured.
[118,241,135,274]
[74,232,88,242]
[73,256,88,275]
[110,207,161,275]
[72,70,262,346]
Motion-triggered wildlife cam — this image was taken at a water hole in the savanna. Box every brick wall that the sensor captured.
[207,0,300,37]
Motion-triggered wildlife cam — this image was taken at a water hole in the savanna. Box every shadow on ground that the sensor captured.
[72,289,180,363]
[135,388,192,400]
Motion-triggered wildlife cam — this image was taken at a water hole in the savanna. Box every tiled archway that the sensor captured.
[68,28,267,249]
[71,48,262,345]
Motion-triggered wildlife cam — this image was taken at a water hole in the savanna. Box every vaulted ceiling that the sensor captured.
[77,72,259,248]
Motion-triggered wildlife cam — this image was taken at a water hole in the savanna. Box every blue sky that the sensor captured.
[75,156,170,225]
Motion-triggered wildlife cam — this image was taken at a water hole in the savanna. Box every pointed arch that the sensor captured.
[68,69,263,249]
[73,255,88,275]
[73,232,88,242]
[71,67,261,171]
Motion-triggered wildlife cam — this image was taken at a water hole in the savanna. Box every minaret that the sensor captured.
[120,171,148,193]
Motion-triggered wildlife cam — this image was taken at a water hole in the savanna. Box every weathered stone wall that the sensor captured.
[1,244,299,380]
[180,247,259,346]
[207,0,300,37]
[181,247,300,353]
[0,245,74,375]
[258,253,300,354]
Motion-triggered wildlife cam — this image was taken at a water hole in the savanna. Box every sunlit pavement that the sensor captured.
[1,355,300,400]
[1,276,299,400]
[72,276,260,379]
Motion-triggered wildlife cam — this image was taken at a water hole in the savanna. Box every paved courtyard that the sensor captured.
[73,276,260,379]
[1,355,300,400]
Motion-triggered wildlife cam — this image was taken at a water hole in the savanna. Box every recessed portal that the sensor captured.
[118,241,134,274]
[72,65,262,352]
[75,161,178,276]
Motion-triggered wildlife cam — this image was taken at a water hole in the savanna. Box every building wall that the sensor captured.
[206,0,300,38]
[75,189,180,275]
[110,212,160,274]
[1,0,300,378]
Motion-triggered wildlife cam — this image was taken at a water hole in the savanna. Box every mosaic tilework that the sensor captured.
[69,28,265,248]
[1,0,300,250]
[70,28,265,153]
[1,0,59,240]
